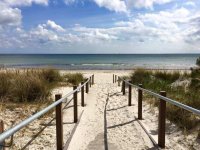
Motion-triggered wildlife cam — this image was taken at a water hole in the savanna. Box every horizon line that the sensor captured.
[0,53,200,55]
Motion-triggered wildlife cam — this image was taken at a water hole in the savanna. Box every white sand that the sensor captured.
[67,71,153,150]
[66,71,200,150]
[0,70,199,149]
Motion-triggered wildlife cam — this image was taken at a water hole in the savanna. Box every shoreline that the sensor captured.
[0,67,193,71]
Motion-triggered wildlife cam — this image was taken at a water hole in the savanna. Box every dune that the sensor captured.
[0,70,199,149]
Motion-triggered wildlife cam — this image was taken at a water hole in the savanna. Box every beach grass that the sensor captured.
[130,69,200,130]
[0,69,85,103]
[64,73,85,85]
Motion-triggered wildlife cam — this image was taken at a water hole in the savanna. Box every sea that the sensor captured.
[0,54,199,70]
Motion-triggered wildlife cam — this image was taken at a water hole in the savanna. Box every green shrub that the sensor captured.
[10,74,50,102]
[154,71,180,83]
[39,69,63,83]
[0,72,12,97]
[196,57,200,66]
[130,69,151,85]
[191,68,200,78]
[0,69,63,102]
[64,73,85,85]
[0,70,86,102]
[129,69,200,130]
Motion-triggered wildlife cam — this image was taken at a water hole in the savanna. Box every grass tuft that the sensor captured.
[64,73,85,85]
[130,69,200,130]
[0,69,63,102]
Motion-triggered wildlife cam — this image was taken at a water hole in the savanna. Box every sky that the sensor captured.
[0,0,200,54]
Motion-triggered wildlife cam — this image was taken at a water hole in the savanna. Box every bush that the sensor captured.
[11,74,50,102]
[154,71,180,83]
[39,69,63,83]
[0,69,63,102]
[130,69,200,130]
[196,57,200,66]
[130,69,151,85]
[0,72,12,98]
[64,73,85,85]
[191,68,200,79]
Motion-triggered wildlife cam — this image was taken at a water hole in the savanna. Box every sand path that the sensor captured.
[67,73,153,150]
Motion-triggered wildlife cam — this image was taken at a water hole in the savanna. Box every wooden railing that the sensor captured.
[113,74,200,148]
[0,74,95,150]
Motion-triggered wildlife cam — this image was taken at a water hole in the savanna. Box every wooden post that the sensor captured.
[73,86,78,123]
[0,120,5,150]
[92,74,94,85]
[118,77,120,86]
[55,94,63,150]
[86,79,89,93]
[158,91,167,148]
[115,75,117,83]
[113,74,114,83]
[128,80,132,106]
[81,82,84,107]
[138,84,143,120]
[90,77,92,87]
[122,80,125,95]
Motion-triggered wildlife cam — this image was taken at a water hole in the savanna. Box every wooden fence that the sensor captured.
[113,74,200,148]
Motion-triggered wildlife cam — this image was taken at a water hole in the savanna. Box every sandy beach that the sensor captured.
[0,70,199,150]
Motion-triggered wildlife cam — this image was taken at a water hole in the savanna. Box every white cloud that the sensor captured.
[30,24,62,44]
[92,0,128,13]
[72,7,196,44]
[46,20,65,32]
[1,3,200,53]
[0,0,49,27]
[3,0,49,7]
[63,0,174,13]
[184,1,196,7]
[126,0,173,9]
[64,0,76,5]
[0,2,22,26]
[80,29,118,42]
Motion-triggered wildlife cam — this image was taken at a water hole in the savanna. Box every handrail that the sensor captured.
[0,77,92,143]
[118,77,200,116]
[116,75,200,148]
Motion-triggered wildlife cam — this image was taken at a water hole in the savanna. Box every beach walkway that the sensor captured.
[67,73,153,150]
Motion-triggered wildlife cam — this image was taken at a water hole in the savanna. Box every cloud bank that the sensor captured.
[0,0,200,53]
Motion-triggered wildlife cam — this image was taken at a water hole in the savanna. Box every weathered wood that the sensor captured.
[128,80,132,106]
[92,74,94,84]
[90,77,92,87]
[122,80,125,95]
[113,74,114,83]
[158,91,167,148]
[118,77,120,86]
[73,86,78,123]
[55,94,63,150]
[86,79,89,93]
[138,84,143,120]
[81,82,84,107]
[115,75,117,83]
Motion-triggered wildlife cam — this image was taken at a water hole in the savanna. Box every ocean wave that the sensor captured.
[2,63,194,70]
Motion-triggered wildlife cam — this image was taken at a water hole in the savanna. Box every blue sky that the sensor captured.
[0,0,200,54]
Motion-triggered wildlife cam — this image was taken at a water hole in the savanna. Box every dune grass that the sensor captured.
[64,73,85,86]
[130,69,200,130]
[0,69,85,103]
[0,69,63,102]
